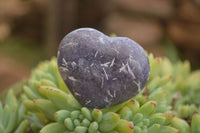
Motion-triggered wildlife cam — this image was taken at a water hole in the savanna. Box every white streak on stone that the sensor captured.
[101,62,110,67]
[107,90,113,98]
[113,90,116,97]
[110,58,115,67]
[129,56,141,71]
[71,61,76,70]
[95,51,98,58]
[104,97,111,103]
[127,62,136,79]
[101,77,104,88]
[99,37,105,44]
[85,100,91,105]
[59,66,68,72]
[111,48,119,54]
[62,58,68,66]
[119,63,127,73]
[133,81,141,92]
[74,92,81,96]
[90,63,94,67]
[112,78,117,80]
[129,55,134,60]
[103,68,109,80]
[68,76,78,82]
[59,66,68,80]
[63,42,78,48]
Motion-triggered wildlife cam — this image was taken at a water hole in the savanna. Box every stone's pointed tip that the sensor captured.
[57,28,150,109]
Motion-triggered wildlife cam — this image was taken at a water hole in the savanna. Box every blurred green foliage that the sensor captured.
[0,38,45,67]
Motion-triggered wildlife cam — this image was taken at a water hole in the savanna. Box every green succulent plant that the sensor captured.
[0,90,28,133]
[0,54,200,133]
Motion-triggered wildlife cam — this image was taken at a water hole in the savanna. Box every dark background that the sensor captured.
[0,0,200,91]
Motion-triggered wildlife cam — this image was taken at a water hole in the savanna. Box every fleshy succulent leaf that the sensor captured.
[40,123,66,133]
[1,51,200,133]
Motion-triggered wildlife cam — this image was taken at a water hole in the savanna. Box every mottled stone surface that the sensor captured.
[57,28,150,109]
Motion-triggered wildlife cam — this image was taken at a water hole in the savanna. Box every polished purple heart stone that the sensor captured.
[57,28,150,109]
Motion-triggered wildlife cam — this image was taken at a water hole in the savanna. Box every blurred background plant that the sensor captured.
[0,0,200,91]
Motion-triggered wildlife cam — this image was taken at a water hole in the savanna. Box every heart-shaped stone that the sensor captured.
[57,28,150,109]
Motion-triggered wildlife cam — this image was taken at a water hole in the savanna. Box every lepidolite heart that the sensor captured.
[57,28,150,109]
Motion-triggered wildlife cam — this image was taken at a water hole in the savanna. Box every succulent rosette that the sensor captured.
[0,28,200,133]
